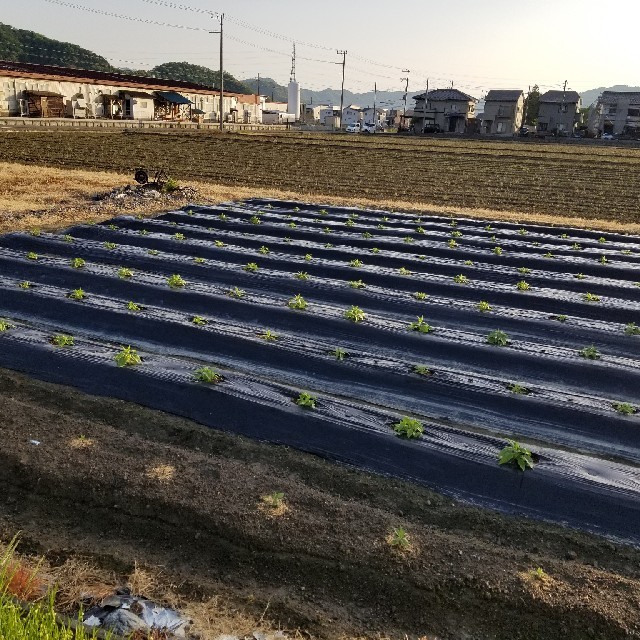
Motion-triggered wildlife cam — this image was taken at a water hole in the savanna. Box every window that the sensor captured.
[538,122,548,131]
[496,122,505,133]
[608,106,617,115]
[628,108,640,117]
[140,101,148,108]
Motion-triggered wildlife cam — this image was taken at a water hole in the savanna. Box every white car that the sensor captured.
[361,123,376,134]
[345,122,361,133]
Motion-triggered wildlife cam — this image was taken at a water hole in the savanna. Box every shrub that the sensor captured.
[516,280,530,291]
[625,322,640,336]
[295,392,317,409]
[115,346,141,367]
[414,292,428,300]
[393,416,424,439]
[349,280,365,289]
[453,274,469,284]
[344,306,366,322]
[477,301,492,312]
[195,366,223,384]
[579,345,600,360]
[409,316,433,333]
[50,334,74,347]
[288,294,308,310]
[167,274,186,288]
[294,271,309,280]
[260,329,278,341]
[498,440,534,471]
[612,402,637,415]
[243,262,259,272]
[68,288,86,300]
[118,267,133,279]
[388,527,411,550]
[487,330,510,346]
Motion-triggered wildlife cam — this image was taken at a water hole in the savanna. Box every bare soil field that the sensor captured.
[1,130,640,225]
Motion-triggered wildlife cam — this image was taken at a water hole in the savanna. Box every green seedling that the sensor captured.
[599,255,608,264]
[416,226,425,234]
[68,288,86,300]
[349,259,363,268]
[214,240,226,247]
[490,235,497,242]
[191,315,208,325]
[344,306,366,322]
[167,274,186,288]
[560,233,569,239]
[487,329,510,346]
[118,267,133,279]
[498,440,534,471]
[186,208,194,215]
[543,252,554,259]
[612,402,637,415]
[332,347,348,360]
[453,274,469,284]
[389,527,411,550]
[194,257,205,264]
[552,314,568,322]
[571,243,582,250]
[104,242,117,250]
[574,273,586,280]
[195,366,222,384]
[477,301,492,312]
[29,228,41,236]
[349,280,365,289]
[598,237,607,244]
[583,292,600,302]
[293,206,301,212]
[18,281,32,289]
[63,234,74,242]
[451,230,462,238]
[413,365,433,376]
[529,567,549,581]
[493,246,503,256]
[404,236,414,244]
[139,229,149,236]
[484,224,492,231]
[516,280,530,291]
[621,249,632,255]
[532,241,540,246]
[108,224,118,230]
[393,416,424,439]
[228,286,245,298]
[325,243,334,248]
[464,260,473,266]
[50,334,74,347]
[260,329,278,341]
[0,319,13,331]
[414,292,428,300]
[71,257,85,269]
[148,249,159,256]
[288,294,308,310]
[624,322,640,336]
[319,209,328,215]
[304,253,313,261]
[288,222,297,228]
[249,216,261,225]
[382,216,389,222]
[377,224,386,230]
[345,219,355,227]
[370,247,380,254]
[115,345,142,367]
[294,271,309,280]
[259,246,270,255]
[295,392,317,409]
[26,252,38,260]
[218,213,228,221]
[243,262,259,273]
[264,491,285,509]
[409,316,433,333]
[518,228,527,235]
[362,232,372,239]
[579,345,600,360]
[447,239,459,249]
[127,301,143,312]
[508,383,530,395]
[517,267,531,274]
[173,233,185,241]
[323,227,332,234]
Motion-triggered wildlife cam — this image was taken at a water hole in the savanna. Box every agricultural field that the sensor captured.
[1,198,640,639]
[1,130,640,225]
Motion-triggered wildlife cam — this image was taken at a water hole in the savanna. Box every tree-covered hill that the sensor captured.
[149,62,252,94]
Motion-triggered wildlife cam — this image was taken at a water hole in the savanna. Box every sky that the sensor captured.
[3,0,640,97]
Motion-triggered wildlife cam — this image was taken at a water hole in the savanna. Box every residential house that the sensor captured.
[362,107,388,128]
[341,104,363,127]
[588,91,640,137]
[263,101,289,113]
[482,90,524,135]
[536,90,581,135]
[0,60,261,123]
[320,107,341,126]
[412,89,478,133]
[301,104,326,123]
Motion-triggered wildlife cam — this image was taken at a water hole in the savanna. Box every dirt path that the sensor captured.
[1,367,639,639]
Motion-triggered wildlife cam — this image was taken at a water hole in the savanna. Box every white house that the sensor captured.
[320,107,341,126]
[362,107,388,128]
[342,105,363,127]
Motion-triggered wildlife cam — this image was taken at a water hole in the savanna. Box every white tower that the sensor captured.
[287,42,301,121]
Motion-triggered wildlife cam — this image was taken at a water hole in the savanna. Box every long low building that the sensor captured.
[0,60,263,123]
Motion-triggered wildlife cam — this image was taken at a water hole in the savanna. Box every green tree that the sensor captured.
[524,85,540,125]
[149,62,252,94]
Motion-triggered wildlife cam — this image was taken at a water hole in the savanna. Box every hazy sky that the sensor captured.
[4,0,640,97]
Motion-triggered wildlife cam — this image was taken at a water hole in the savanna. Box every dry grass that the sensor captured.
[145,464,176,483]
[1,161,640,235]
[68,436,95,450]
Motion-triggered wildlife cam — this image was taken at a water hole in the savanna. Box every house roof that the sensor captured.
[156,90,192,105]
[540,90,581,104]
[485,89,523,102]
[413,88,477,102]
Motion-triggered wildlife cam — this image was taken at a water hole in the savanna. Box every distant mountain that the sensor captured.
[242,76,406,109]
[0,23,111,71]
[580,85,640,107]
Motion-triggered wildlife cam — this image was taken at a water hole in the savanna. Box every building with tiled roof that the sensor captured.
[411,88,478,134]
[482,89,524,135]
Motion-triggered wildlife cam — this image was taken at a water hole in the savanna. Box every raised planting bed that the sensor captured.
[0,199,639,544]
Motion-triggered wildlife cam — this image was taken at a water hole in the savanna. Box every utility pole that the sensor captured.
[401,69,410,131]
[257,73,260,97]
[422,78,429,133]
[373,81,377,131]
[337,50,347,128]
[210,13,224,132]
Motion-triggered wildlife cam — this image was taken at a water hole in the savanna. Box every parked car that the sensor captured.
[361,123,376,134]
[345,122,361,133]
[518,126,530,137]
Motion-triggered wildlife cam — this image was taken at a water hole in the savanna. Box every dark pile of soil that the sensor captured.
[0,368,638,640]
